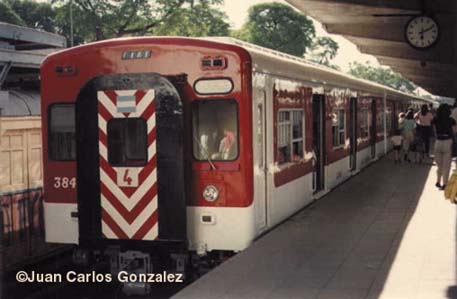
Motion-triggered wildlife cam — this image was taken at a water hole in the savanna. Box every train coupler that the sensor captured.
[118,251,151,296]
[72,248,90,266]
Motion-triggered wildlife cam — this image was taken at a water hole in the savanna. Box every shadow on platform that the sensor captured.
[174,154,456,299]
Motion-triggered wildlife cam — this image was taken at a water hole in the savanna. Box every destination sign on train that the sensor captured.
[121,50,151,60]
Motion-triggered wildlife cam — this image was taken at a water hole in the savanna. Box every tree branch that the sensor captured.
[116,0,140,37]
[117,0,186,36]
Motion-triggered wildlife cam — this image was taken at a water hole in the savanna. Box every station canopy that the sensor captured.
[285,0,457,98]
[0,22,66,68]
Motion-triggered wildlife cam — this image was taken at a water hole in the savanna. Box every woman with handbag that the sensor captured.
[432,104,457,190]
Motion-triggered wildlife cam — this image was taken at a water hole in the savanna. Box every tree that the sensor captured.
[308,37,339,66]
[53,3,90,45]
[4,0,56,32]
[152,2,229,37]
[0,2,25,26]
[233,3,315,57]
[349,61,416,93]
[52,0,225,42]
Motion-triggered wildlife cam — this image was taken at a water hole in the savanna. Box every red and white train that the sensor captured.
[41,37,430,270]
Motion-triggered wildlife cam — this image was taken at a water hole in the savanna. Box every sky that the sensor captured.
[220,0,380,72]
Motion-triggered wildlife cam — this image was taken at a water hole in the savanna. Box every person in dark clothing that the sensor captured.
[432,104,457,190]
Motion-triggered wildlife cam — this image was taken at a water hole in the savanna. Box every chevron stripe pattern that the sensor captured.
[97,89,158,240]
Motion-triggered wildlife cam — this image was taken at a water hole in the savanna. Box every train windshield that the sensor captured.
[107,118,147,166]
[49,104,76,160]
[192,99,238,161]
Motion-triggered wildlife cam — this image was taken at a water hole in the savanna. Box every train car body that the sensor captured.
[0,90,63,271]
[40,37,430,267]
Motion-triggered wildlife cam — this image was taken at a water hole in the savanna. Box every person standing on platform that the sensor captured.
[428,103,437,157]
[450,100,457,166]
[450,100,457,123]
[391,129,404,164]
[398,112,406,129]
[415,104,434,159]
[432,104,456,190]
[401,110,416,163]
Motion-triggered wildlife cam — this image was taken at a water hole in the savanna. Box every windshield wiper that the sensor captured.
[193,136,216,170]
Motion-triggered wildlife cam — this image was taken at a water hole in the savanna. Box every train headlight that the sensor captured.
[203,185,219,202]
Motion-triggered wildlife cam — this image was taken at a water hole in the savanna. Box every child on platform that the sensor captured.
[391,129,403,164]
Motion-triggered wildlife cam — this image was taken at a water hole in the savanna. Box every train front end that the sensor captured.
[40,38,255,282]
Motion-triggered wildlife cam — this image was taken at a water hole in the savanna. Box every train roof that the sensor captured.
[0,90,40,117]
[204,37,434,104]
[44,36,434,104]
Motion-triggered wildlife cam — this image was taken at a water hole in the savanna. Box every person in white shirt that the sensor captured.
[414,104,434,158]
[391,129,404,164]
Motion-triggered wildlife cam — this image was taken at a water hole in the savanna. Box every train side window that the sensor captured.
[360,109,369,138]
[332,109,345,148]
[256,103,264,169]
[386,111,392,133]
[377,111,384,133]
[277,109,304,164]
[48,104,76,161]
[107,118,147,166]
[192,99,239,161]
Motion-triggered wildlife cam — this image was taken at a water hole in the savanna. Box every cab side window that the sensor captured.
[49,104,76,161]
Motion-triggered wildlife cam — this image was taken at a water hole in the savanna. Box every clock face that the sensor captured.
[405,16,439,49]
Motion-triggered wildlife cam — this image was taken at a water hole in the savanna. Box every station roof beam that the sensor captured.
[285,0,457,98]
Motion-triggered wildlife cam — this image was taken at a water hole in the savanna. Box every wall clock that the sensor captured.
[405,15,439,49]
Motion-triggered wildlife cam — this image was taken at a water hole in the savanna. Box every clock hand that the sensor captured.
[420,26,435,35]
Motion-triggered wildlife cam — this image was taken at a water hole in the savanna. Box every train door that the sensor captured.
[75,73,186,248]
[370,99,376,158]
[312,95,326,193]
[253,87,268,231]
[349,97,357,172]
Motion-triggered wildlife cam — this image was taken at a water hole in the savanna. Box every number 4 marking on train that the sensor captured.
[116,168,139,187]
[123,169,132,185]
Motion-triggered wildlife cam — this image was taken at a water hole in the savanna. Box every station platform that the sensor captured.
[174,155,457,299]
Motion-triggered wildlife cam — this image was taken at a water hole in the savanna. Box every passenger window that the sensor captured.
[360,109,369,138]
[277,110,304,164]
[332,109,345,147]
[386,111,392,132]
[257,103,264,169]
[49,104,76,160]
[107,118,147,166]
[192,99,239,161]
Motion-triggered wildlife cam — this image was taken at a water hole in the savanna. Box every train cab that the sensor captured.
[41,38,255,265]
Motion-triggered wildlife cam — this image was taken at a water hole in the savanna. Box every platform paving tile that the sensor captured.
[174,156,457,299]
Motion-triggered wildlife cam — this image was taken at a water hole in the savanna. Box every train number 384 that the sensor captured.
[53,177,76,189]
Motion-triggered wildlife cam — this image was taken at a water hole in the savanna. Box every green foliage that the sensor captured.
[153,2,229,37]
[49,0,228,43]
[234,3,315,57]
[53,3,90,45]
[4,0,56,32]
[1,0,228,45]
[349,61,416,93]
[230,27,251,41]
[0,2,26,26]
[309,37,339,66]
